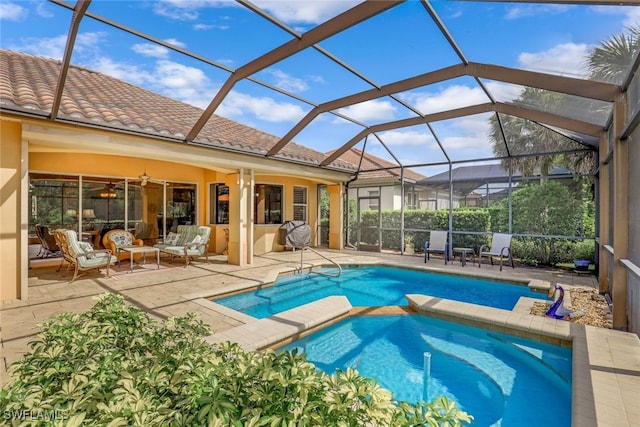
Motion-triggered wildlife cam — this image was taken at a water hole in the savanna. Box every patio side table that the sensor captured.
[453,247,475,267]
[120,246,160,272]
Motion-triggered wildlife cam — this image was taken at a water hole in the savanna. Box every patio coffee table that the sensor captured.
[453,247,475,267]
[120,246,160,273]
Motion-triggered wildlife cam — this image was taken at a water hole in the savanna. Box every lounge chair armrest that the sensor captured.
[180,241,208,251]
[479,244,488,253]
[92,248,113,255]
[500,247,511,256]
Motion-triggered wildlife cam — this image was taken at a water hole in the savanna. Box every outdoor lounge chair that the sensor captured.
[424,230,449,264]
[478,233,514,271]
[57,229,117,282]
[153,225,211,267]
[35,224,60,258]
[102,229,144,263]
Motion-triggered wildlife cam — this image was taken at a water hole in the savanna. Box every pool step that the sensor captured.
[205,296,353,352]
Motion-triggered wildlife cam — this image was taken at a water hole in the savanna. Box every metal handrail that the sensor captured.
[298,246,342,277]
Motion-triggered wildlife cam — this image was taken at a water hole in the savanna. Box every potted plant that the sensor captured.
[404,235,415,255]
[572,240,595,271]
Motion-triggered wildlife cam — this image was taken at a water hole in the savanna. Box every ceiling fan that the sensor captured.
[139,172,150,186]
[98,182,117,199]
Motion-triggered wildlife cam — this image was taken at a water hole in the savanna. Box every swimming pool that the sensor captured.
[214,265,548,318]
[281,314,572,427]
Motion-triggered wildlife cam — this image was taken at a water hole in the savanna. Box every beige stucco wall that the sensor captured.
[1,117,349,301]
[0,120,25,301]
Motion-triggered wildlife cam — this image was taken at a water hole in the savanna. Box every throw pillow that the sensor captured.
[189,234,202,249]
[165,232,180,246]
[78,241,95,258]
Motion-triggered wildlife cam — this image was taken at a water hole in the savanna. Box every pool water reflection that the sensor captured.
[281,315,571,427]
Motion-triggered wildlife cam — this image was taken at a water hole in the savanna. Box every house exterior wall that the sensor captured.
[0,120,25,301]
[1,117,348,301]
[347,184,462,211]
[29,155,324,259]
[418,189,460,210]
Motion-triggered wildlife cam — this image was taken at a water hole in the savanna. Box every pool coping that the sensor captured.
[204,295,353,351]
[188,261,640,427]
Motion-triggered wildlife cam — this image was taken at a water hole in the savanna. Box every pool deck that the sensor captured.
[3,249,639,426]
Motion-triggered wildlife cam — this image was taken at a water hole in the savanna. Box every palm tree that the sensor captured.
[487,25,640,177]
[488,88,594,177]
[586,25,640,84]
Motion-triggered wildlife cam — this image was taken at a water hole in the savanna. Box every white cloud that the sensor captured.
[151,60,214,106]
[220,91,307,122]
[153,2,200,21]
[624,7,640,28]
[505,4,571,20]
[252,0,359,24]
[92,57,155,87]
[164,38,186,49]
[193,23,213,30]
[36,2,53,19]
[153,0,236,21]
[266,69,309,93]
[440,135,487,151]
[484,81,523,103]
[518,43,589,78]
[7,31,105,59]
[0,2,27,21]
[451,113,492,135]
[402,85,490,115]
[376,129,433,147]
[337,99,397,122]
[132,43,170,59]
[10,34,66,59]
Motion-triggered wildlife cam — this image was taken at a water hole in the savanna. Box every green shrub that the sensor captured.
[571,239,596,262]
[1,293,472,426]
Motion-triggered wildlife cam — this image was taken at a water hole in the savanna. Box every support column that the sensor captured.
[597,132,610,294]
[327,184,343,250]
[225,170,251,266]
[612,96,629,330]
[0,120,26,301]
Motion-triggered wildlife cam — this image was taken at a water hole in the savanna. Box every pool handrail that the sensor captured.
[298,246,342,277]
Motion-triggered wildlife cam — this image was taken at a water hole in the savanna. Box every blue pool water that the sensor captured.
[281,315,572,427]
[214,266,548,318]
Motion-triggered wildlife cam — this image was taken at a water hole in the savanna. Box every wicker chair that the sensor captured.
[56,229,117,282]
[102,229,144,263]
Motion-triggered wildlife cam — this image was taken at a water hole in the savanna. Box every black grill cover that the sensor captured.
[279,221,311,248]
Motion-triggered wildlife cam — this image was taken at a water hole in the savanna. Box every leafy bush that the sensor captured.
[1,293,472,426]
[358,209,490,251]
[571,239,596,262]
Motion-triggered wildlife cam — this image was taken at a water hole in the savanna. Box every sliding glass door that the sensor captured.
[29,173,197,254]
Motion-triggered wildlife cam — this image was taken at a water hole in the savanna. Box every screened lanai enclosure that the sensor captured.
[2,0,639,330]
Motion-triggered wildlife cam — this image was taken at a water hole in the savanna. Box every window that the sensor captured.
[368,190,379,210]
[167,184,196,231]
[254,184,282,224]
[293,186,307,222]
[209,184,229,224]
[29,174,79,234]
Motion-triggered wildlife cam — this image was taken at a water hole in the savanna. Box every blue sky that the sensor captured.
[1,1,638,175]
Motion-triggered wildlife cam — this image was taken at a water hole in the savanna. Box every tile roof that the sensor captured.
[0,50,355,172]
[333,148,426,182]
[419,164,572,194]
